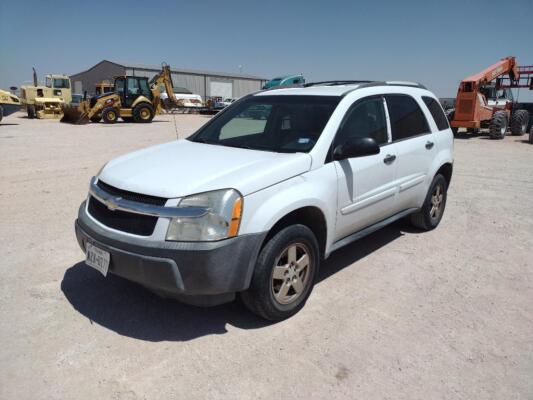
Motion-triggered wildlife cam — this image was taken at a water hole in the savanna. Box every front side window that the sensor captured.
[127,77,139,95]
[422,96,449,131]
[385,94,430,141]
[45,77,52,88]
[335,97,388,146]
[138,79,152,98]
[115,79,125,94]
[190,95,340,153]
[53,78,69,89]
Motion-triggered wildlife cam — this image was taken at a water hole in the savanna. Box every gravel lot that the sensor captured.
[1,112,532,400]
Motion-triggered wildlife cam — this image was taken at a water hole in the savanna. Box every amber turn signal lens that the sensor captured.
[227,197,242,237]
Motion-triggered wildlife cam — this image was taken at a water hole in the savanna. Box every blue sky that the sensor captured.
[1,0,532,99]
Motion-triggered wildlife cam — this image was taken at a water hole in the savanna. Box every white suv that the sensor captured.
[75,81,454,320]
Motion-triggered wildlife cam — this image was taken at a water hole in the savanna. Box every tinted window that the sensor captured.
[53,78,70,89]
[127,78,139,95]
[385,94,429,140]
[115,79,125,93]
[422,96,449,131]
[139,79,152,99]
[190,95,340,153]
[336,97,388,146]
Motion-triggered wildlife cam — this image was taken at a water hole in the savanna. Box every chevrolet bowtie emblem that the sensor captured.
[105,197,121,211]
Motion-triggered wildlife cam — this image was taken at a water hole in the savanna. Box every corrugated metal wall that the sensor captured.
[126,67,262,100]
[73,63,265,100]
[233,79,262,98]
[172,73,205,98]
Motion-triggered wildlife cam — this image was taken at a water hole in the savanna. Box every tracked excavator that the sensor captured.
[450,57,532,139]
[61,63,180,124]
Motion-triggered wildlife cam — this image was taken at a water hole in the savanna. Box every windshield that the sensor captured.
[189,95,340,153]
[53,78,70,89]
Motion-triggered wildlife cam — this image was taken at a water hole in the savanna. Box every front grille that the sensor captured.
[88,196,158,236]
[97,180,167,206]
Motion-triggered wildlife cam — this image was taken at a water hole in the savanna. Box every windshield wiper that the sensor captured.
[193,137,220,145]
[225,143,275,152]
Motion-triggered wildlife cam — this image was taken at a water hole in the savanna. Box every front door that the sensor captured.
[114,78,125,104]
[124,77,141,108]
[333,96,398,241]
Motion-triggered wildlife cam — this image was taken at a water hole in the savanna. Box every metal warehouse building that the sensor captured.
[70,60,267,99]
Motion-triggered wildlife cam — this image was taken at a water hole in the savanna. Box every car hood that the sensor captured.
[99,140,312,198]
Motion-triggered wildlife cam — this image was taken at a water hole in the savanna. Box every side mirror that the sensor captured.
[10,86,18,91]
[333,137,380,161]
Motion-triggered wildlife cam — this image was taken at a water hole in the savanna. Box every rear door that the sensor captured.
[384,94,436,211]
[333,95,398,240]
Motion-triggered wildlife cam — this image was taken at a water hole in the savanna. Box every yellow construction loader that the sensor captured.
[20,68,72,119]
[61,63,180,124]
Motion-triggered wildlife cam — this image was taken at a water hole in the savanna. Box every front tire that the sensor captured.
[241,225,319,321]
[510,110,529,136]
[27,104,36,119]
[90,114,101,123]
[489,111,508,139]
[102,107,118,124]
[410,174,448,231]
[133,103,154,123]
[0,105,3,122]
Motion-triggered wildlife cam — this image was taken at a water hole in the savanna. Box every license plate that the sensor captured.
[85,242,110,276]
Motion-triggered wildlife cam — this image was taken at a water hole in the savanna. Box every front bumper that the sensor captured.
[75,202,266,306]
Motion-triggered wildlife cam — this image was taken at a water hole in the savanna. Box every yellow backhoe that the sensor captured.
[61,63,180,124]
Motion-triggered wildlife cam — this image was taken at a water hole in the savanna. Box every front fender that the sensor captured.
[131,96,152,108]
[239,164,338,255]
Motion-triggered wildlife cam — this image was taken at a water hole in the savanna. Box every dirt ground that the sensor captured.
[1,112,532,400]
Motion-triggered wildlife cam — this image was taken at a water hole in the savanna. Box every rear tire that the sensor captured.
[27,105,35,119]
[489,111,508,139]
[529,124,533,144]
[241,225,319,321]
[133,103,154,123]
[410,174,448,231]
[510,110,529,136]
[102,107,118,124]
[0,105,3,122]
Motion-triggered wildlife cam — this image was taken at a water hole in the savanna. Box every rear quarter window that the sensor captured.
[422,96,450,131]
[385,94,430,141]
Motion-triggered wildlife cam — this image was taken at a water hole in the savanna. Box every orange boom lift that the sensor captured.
[450,57,531,139]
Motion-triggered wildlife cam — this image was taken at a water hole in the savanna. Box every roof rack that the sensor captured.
[357,81,427,89]
[303,80,373,87]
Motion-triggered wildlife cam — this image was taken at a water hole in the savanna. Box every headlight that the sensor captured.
[166,189,242,241]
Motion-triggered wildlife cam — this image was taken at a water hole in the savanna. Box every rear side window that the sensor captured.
[422,96,449,131]
[385,94,429,141]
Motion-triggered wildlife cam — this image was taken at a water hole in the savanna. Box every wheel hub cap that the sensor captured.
[430,184,444,220]
[271,243,312,305]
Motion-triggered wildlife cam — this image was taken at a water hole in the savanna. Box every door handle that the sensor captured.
[425,141,434,149]
[383,154,396,164]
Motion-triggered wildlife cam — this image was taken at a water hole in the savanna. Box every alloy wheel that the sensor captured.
[271,243,313,305]
[429,183,444,221]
